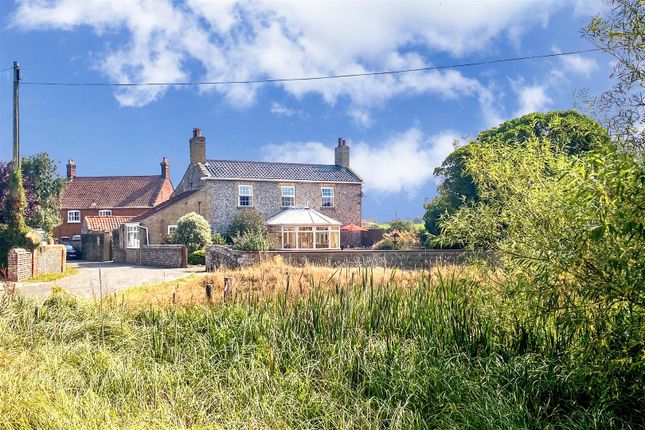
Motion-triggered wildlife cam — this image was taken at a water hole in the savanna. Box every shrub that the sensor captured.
[373,229,420,250]
[211,232,227,245]
[232,230,271,251]
[188,249,206,265]
[172,212,212,253]
[227,209,266,239]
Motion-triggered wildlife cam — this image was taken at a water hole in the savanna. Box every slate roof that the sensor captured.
[203,160,362,183]
[82,216,133,233]
[61,176,169,209]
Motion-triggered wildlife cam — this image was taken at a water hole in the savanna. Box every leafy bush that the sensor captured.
[227,209,266,239]
[172,212,212,253]
[211,232,227,245]
[232,230,271,251]
[188,249,206,265]
[373,230,420,250]
[440,138,645,410]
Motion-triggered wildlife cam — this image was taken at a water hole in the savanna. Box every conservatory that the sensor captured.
[266,206,342,250]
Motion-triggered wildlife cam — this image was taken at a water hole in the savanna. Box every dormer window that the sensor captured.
[239,185,253,207]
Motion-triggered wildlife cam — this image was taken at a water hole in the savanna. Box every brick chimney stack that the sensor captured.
[335,137,350,168]
[66,159,76,179]
[160,156,170,179]
[189,128,206,164]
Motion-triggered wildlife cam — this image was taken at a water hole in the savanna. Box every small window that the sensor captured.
[67,210,81,223]
[321,187,334,207]
[98,209,112,216]
[281,186,295,207]
[239,185,253,207]
[126,224,140,249]
[168,225,178,235]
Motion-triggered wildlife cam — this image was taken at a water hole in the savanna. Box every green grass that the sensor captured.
[25,265,79,283]
[0,269,642,429]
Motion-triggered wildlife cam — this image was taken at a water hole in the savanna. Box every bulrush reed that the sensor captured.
[0,260,641,429]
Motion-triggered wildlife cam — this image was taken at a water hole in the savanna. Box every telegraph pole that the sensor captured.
[12,61,20,172]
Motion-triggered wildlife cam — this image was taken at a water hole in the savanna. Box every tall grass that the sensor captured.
[0,267,641,429]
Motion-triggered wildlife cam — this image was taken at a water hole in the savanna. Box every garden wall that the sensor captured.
[7,245,67,282]
[206,246,469,271]
[111,227,187,269]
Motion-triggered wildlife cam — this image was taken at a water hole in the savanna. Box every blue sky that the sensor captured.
[0,0,611,221]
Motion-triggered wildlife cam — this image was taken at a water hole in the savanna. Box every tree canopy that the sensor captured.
[0,153,66,233]
[424,110,610,242]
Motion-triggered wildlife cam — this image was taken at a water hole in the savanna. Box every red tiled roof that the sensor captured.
[82,216,133,233]
[61,176,171,209]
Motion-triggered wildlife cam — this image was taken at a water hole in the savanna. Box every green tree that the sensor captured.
[580,0,644,150]
[227,209,266,240]
[172,212,212,253]
[21,153,66,233]
[424,111,610,244]
[439,138,644,409]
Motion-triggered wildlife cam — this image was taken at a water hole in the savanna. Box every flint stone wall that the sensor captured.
[206,246,469,271]
[7,245,67,282]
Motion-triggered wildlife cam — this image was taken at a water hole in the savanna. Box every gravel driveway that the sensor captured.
[15,261,206,300]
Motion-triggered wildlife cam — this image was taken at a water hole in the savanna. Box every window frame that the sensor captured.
[125,223,140,249]
[321,187,335,208]
[281,185,295,207]
[98,209,112,217]
[67,210,81,223]
[238,184,254,207]
[167,224,178,235]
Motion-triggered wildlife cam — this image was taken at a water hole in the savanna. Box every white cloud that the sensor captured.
[552,47,598,78]
[270,102,300,118]
[514,84,552,117]
[262,127,459,195]
[11,0,564,123]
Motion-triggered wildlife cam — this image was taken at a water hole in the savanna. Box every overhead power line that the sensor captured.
[21,48,602,87]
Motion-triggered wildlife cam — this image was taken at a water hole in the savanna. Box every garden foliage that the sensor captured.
[171,212,212,253]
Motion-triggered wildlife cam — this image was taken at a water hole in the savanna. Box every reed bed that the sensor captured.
[0,264,640,429]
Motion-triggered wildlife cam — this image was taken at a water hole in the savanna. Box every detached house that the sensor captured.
[134,129,363,249]
[53,158,174,242]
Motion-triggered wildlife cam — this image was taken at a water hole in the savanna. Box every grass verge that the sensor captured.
[25,265,79,283]
[0,262,641,429]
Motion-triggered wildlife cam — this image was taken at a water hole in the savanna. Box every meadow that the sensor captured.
[0,260,641,429]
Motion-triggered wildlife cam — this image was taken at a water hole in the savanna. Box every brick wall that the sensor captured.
[7,245,67,282]
[206,246,469,271]
[53,207,150,240]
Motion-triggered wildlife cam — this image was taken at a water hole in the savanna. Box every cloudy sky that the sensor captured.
[0,0,610,221]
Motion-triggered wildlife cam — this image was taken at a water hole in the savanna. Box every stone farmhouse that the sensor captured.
[53,158,174,242]
[132,128,363,250]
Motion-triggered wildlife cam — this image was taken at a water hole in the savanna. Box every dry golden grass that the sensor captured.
[123,255,471,307]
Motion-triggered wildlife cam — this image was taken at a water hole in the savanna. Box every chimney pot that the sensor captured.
[189,128,206,164]
[66,159,76,179]
[161,156,170,179]
[334,137,350,168]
